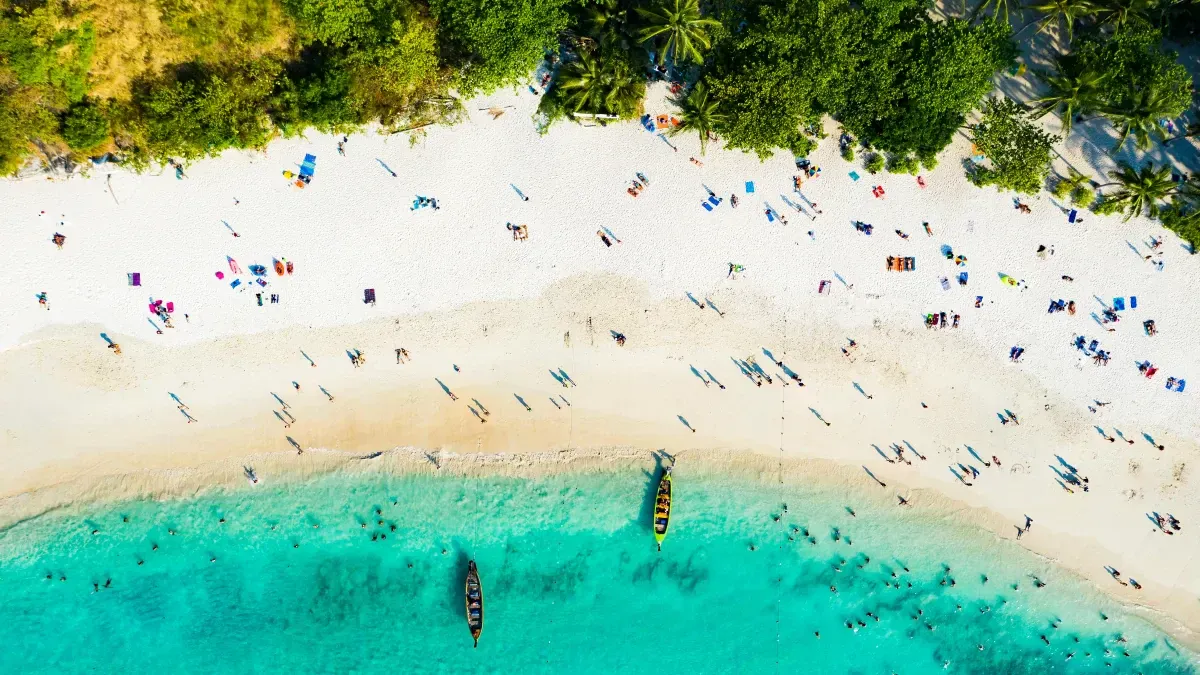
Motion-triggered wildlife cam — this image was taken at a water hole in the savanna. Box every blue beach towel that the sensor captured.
[1177,379,1186,392]
[849,171,860,182]
[230,279,242,289]
[745,181,755,193]
[708,195,721,206]
[1130,296,1137,309]
[1068,209,1078,223]
[299,154,316,178]
[702,202,713,212]
[766,211,775,223]
[1113,297,1125,311]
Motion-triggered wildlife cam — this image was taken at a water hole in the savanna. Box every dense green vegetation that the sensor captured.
[0,0,1196,249]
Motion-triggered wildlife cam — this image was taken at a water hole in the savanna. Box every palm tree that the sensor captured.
[636,0,720,65]
[1030,62,1107,135]
[556,48,645,117]
[1025,0,1096,42]
[1095,0,1158,31]
[1099,163,1177,221]
[582,0,628,49]
[1102,86,1177,153]
[972,0,1019,24]
[669,82,725,154]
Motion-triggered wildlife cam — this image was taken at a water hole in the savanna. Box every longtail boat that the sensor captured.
[653,466,673,551]
[465,560,483,647]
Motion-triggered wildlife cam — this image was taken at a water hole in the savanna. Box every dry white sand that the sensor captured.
[1,84,1198,644]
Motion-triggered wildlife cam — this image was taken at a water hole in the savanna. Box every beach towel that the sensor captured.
[127,273,141,287]
[708,195,720,206]
[1177,379,1186,392]
[364,288,376,305]
[702,201,713,212]
[1068,210,1078,223]
[215,271,225,280]
[656,114,669,128]
[1113,297,1125,311]
[766,210,775,223]
[230,279,241,289]
[848,171,860,182]
[166,302,174,313]
[941,277,950,291]
[1130,296,1137,309]
[299,154,316,179]
[745,181,755,193]
[250,265,267,277]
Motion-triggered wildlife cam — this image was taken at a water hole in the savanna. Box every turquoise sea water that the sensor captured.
[0,467,1193,674]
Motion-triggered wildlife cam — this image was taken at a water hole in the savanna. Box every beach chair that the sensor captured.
[128,273,141,286]
[702,201,713,212]
[1130,296,1137,309]
[766,210,775,223]
[1113,297,1126,311]
[1176,379,1186,392]
[364,288,376,305]
[745,181,755,193]
[957,271,968,285]
[1068,210,1078,223]
[230,279,242,289]
[298,154,316,184]
[708,195,720,206]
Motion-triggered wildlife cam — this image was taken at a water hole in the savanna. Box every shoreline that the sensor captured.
[3,441,1199,656]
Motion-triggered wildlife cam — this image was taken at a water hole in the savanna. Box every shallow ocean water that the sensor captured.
[0,467,1193,674]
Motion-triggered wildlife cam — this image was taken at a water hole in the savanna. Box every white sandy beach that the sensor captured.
[1,83,1199,645]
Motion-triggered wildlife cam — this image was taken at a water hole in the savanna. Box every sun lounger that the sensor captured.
[766,210,775,222]
[1130,296,1137,309]
[957,271,968,285]
[708,195,720,206]
[230,279,241,289]
[940,277,950,291]
[1176,379,1186,392]
[1068,209,1077,223]
[256,278,268,287]
[702,201,713,211]
[745,181,755,193]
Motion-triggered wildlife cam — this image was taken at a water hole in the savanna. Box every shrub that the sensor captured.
[61,99,110,151]
[865,152,884,174]
[887,153,919,174]
[841,146,854,162]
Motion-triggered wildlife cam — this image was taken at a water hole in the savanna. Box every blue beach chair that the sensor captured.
[1130,296,1137,309]
[708,195,721,206]
[1113,298,1125,311]
[702,201,713,212]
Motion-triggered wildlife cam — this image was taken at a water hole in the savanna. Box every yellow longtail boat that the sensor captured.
[653,466,673,551]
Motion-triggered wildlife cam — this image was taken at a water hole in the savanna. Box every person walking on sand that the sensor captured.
[292,381,301,393]
[320,386,334,401]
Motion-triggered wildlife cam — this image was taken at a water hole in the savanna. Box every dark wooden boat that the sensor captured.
[653,466,672,551]
[465,560,483,647]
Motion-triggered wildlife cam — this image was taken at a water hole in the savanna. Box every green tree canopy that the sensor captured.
[1098,162,1178,221]
[130,60,281,160]
[430,0,571,94]
[968,97,1061,194]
